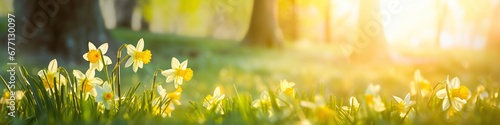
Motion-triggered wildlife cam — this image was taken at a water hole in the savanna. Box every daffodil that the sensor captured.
[153,85,182,117]
[203,87,225,114]
[37,59,66,90]
[436,76,470,111]
[477,85,489,101]
[365,84,386,112]
[342,96,360,111]
[95,82,114,110]
[411,70,432,97]
[252,91,271,108]
[73,69,103,100]
[162,57,193,88]
[300,95,334,122]
[393,93,415,117]
[279,80,295,97]
[125,38,152,72]
[83,42,112,71]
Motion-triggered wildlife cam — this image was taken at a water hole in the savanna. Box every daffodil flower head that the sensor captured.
[95,81,114,110]
[393,93,415,117]
[279,80,295,97]
[252,91,271,108]
[73,69,103,100]
[157,85,183,105]
[162,57,193,88]
[203,87,225,114]
[436,76,470,111]
[38,59,67,90]
[83,42,112,71]
[364,84,385,112]
[411,69,432,97]
[125,38,152,72]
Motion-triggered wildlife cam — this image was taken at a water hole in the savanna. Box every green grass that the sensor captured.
[1,28,500,124]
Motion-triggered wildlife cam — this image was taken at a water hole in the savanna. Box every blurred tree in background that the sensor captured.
[242,0,284,47]
[13,0,113,63]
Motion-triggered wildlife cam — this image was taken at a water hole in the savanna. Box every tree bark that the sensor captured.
[242,0,284,47]
[350,0,388,61]
[14,0,114,64]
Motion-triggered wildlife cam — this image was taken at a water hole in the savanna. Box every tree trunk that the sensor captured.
[350,0,388,61]
[242,0,284,47]
[487,2,500,50]
[325,0,331,43]
[14,0,114,64]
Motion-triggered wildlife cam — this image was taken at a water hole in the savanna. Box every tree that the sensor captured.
[487,2,500,50]
[350,0,388,61]
[14,0,114,63]
[242,0,284,47]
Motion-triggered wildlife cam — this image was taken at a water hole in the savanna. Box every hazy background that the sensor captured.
[0,0,499,100]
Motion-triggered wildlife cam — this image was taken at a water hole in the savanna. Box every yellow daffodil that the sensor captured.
[279,80,295,97]
[162,57,193,88]
[365,84,386,112]
[73,69,103,100]
[252,91,271,108]
[125,38,152,72]
[95,82,114,110]
[411,70,432,97]
[203,87,225,114]
[37,59,66,90]
[436,76,470,111]
[153,85,183,117]
[83,42,112,71]
[393,93,415,117]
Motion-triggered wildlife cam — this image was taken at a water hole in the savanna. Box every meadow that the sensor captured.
[1,28,500,124]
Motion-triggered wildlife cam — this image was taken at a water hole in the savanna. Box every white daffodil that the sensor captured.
[73,69,103,100]
[477,85,489,101]
[365,84,386,112]
[393,93,415,117]
[38,59,66,90]
[95,82,114,110]
[342,96,360,111]
[203,87,225,114]
[83,42,112,72]
[152,85,182,117]
[436,76,470,111]
[279,80,295,97]
[125,38,152,72]
[161,57,193,88]
[411,70,432,97]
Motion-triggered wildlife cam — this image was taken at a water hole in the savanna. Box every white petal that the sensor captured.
[260,91,269,99]
[138,61,143,68]
[452,100,463,111]
[73,70,85,79]
[133,60,138,72]
[171,57,180,69]
[451,77,460,88]
[83,53,89,60]
[103,56,112,65]
[174,82,179,89]
[48,59,58,73]
[214,87,221,97]
[414,69,421,80]
[404,93,411,104]
[97,61,104,72]
[38,70,46,77]
[91,77,103,85]
[86,69,95,78]
[442,97,450,111]
[175,76,183,85]
[180,60,188,69]
[127,45,136,56]
[162,69,175,76]
[436,89,447,99]
[103,82,111,92]
[166,76,174,83]
[88,42,97,50]
[98,43,108,54]
[393,96,403,103]
[125,58,134,67]
[350,97,359,108]
[137,38,144,51]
